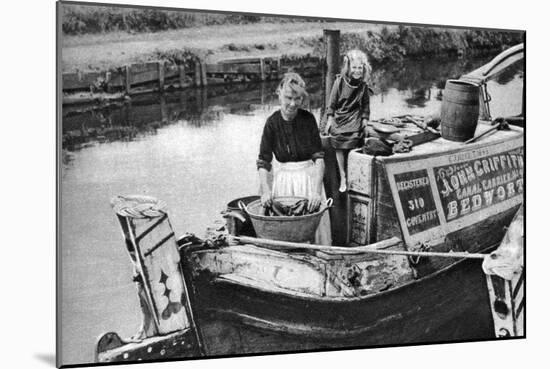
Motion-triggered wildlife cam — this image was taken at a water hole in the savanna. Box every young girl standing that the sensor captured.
[325,49,372,192]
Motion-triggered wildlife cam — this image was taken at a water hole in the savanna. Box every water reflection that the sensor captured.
[62,55,523,151]
[371,57,485,109]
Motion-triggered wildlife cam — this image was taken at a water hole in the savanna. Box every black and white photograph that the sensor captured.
[8,0,549,368]
[53,0,529,367]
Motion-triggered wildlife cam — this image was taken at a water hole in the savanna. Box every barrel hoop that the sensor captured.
[442,98,480,105]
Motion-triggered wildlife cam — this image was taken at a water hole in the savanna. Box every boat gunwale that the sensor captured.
[191,243,498,305]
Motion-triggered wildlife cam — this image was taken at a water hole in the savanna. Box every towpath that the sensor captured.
[62,21,390,72]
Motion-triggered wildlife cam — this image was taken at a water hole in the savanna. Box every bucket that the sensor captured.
[240,196,333,243]
[440,79,480,142]
[222,195,259,236]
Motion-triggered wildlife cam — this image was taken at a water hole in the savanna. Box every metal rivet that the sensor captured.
[160,349,166,356]
[123,353,129,359]
[147,347,152,353]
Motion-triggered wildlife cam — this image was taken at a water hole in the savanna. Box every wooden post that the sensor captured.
[260,81,265,105]
[322,29,345,246]
[178,64,186,89]
[105,71,112,93]
[277,57,282,78]
[200,60,208,87]
[194,60,201,87]
[158,61,165,92]
[324,29,340,109]
[260,58,266,81]
[125,65,132,95]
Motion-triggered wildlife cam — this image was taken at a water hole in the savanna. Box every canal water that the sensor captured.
[60,55,523,365]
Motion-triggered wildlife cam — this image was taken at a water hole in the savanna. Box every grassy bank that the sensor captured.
[61,4,523,73]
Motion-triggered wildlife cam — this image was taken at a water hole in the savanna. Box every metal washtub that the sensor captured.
[239,196,333,243]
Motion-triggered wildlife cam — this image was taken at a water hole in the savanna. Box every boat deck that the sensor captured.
[382,120,524,163]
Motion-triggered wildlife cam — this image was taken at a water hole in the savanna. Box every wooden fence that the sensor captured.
[62,56,323,105]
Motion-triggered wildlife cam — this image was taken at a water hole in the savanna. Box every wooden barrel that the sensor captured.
[440,80,480,142]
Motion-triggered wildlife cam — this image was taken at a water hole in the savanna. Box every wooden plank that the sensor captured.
[348,149,374,196]
[190,245,327,296]
[63,71,104,90]
[205,63,262,74]
[106,70,125,88]
[218,57,263,64]
[131,62,159,86]
[347,193,372,246]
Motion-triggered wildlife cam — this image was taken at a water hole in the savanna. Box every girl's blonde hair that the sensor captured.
[276,72,308,98]
[341,49,371,82]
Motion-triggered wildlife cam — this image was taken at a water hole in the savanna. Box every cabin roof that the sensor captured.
[378,121,524,164]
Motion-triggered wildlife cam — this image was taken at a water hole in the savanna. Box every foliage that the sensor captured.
[61,4,317,35]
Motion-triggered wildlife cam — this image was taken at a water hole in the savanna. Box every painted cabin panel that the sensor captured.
[348,150,374,196]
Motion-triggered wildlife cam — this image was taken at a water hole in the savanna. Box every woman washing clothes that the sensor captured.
[257,73,332,245]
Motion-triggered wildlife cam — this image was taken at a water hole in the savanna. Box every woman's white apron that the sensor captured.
[271,160,332,245]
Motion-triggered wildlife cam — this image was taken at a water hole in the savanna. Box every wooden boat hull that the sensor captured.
[187,255,494,356]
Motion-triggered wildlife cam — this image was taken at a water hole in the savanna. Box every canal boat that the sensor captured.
[95,43,524,363]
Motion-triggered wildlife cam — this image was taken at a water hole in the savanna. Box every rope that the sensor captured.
[233,236,487,260]
[110,195,167,219]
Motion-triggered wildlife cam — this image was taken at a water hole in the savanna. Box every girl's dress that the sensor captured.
[257,109,332,245]
[327,75,370,149]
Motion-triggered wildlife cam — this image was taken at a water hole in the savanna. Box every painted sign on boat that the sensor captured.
[384,132,524,249]
[434,147,524,221]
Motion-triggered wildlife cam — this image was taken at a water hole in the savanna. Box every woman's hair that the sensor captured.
[276,72,308,98]
[341,49,371,82]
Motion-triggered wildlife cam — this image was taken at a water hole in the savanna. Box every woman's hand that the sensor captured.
[308,193,322,213]
[261,192,273,208]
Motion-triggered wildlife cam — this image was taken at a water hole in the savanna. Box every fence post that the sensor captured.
[125,65,132,95]
[178,64,186,89]
[194,60,201,87]
[260,58,266,81]
[158,61,165,92]
[200,60,208,87]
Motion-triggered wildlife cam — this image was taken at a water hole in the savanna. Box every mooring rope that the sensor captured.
[110,195,168,218]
